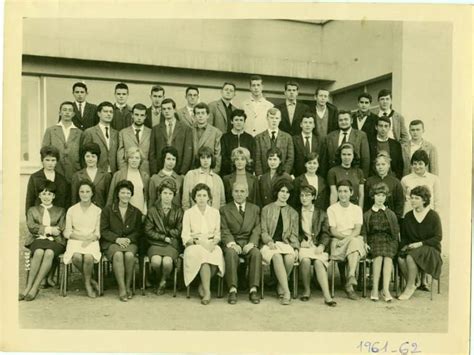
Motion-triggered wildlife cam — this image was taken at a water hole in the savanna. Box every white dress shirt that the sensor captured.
[338,128,352,146]
[243,96,274,137]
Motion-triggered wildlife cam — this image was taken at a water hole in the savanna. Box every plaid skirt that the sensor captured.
[368,233,398,258]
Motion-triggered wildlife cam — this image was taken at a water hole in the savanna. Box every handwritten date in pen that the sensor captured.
[357,341,421,354]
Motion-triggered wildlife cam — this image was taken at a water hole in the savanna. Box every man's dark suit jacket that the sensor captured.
[276,101,310,136]
[111,104,133,132]
[148,120,194,175]
[351,111,378,143]
[220,202,261,247]
[311,102,339,139]
[292,133,321,177]
[368,138,404,179]
[144,106,164,128]
[82,124,119,173]
[73,102,98,131]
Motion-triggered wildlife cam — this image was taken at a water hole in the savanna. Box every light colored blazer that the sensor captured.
[177,106,195,127]
[181,204,221,245]
[260,203,299,249]
[220,202,261,247]
[42,125,83,182]
[255,130,294,176]
[182,168,226,210]
[82,124,119,173]
[192,124,222,174]
[117,125,152,175]
[106,167,150,207]
[375,109,409,144]
[208,99,237,134]
[401,140,439,176]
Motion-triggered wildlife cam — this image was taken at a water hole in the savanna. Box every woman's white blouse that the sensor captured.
[64,203,101,241]
[181,205,221,245]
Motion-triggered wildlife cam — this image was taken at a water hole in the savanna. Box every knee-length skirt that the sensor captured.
[147,244,179,262]
[298,247,329,269]
[63,240,101,264]
[261,241,295,264]
[407,245,443,279]
[28,239,65,258]
[330,236,366,261]
[105,243,138,260]
[183,244,225,286]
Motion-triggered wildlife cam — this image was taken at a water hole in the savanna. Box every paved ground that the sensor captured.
[18,236,448,332]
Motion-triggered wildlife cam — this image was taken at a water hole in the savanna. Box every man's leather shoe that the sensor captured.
[249,291,260,304]
[227,291,237,304]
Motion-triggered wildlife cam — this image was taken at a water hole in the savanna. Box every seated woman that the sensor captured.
[181,183,224,305]
[222,147,258,204]
[327,180,367,300]
[364,152,404,221]
[107,147,149,214]
[71,142,111,208]
[258,147,292,208]
[144,179,184,295]
[182,146,225,210]
[398,185,442,300]
[63,180,102,298]
[292,152,328,211]
[148,146,183,209]
[297,184,336,306]
[328,142,365,209]
[401,150,440,216]
[20,181,66,301]
[260,179,299,305]
[362,182,399,302]
[100,180,143,302]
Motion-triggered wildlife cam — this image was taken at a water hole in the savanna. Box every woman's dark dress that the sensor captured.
[367,210,398,258]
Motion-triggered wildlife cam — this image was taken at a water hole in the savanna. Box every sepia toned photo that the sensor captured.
[2,2,471,354]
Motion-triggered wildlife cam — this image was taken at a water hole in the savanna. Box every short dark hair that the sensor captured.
[97,101,114,112]
[38,180,57,195]
[337,110,352,118]
[185,86,199,95]
[161,98,176,109]
[40,146,60,161]
[191,183,212,203]
[315,87,329,96]
[161,146,179,169]
[272,178,294,201]
[157,178,177,195]
[410,185,431,207]
[193,102,210,115]
[132,103,147,113]
[81,142,101,164]
[114,180,135,202]
[377,89,392,100]
[222,82,236,90]
[59,101,75,111]
[336,179,353,192]
[76,179,95,197]
[304,152,319,164]
[369,182,390,199]
[230,109,247,121]
[334,142,360,167]
[72,82,88,92]
[411,149,430,166]
[197,146,216,169]
[266,147,285,175]
[285,81,299,90]
[299,183,317,197]
[115,82,129,92]
[150,85,165,95]
[376,116,392,126]
[249,75,262,84]
[358,93,372,102]
[409,119,425,128]
[301,112,316,123]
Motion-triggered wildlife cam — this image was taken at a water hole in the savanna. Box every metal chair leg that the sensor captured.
[173,267,178,297]
[142,258,148,296]
[430,276,434,301]
[292,264,298,299]
[260,261,266,299]
[362,259,367,298]
[186,285,190,298]
[331,260,335,298]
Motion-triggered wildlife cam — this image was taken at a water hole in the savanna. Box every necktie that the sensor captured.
[383,112,388,117]
[239,204,245,218]
[78,102,83,117]
[271,131,276,146]
[304,136,311,154]
[135,129,140,143]
[167,122,173,145]
[105,126,109,139]
[341,132,347,144]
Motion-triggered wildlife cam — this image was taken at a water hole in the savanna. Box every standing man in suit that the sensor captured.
[242,75,274,137]
[149,98,194,175]
[42,101,83,183]
[292,112,321,177]
[376,89,409,144]
[351,93,378,143]
[220,182,262,304]
[276,81,310,136]
[111,82,133,132]
[177,86,200,127]
[220,109,256,176]
[313,88,339,141]
[369,116,404,179]
[71,82,98,131]
[320,110,370,177]
[254,108,294,176]
[401,119,438,176]
[144,85,165,128]
[208,82,237,134]
[82,101,119,173]
[191,102,222,173]
[117,103,151,175]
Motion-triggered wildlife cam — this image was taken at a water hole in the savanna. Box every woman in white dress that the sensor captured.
[181,183,224,305]
[63,180,102,298]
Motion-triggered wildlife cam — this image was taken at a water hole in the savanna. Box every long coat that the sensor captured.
[220,202,261,247]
